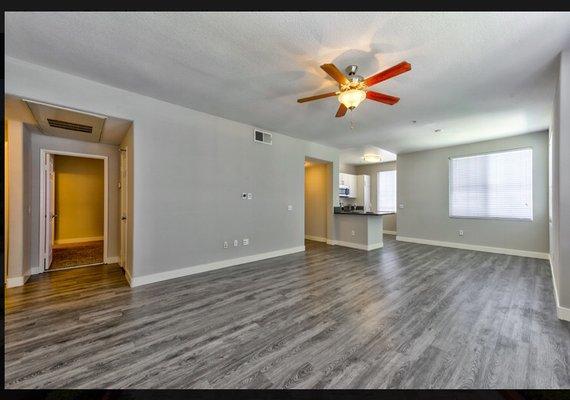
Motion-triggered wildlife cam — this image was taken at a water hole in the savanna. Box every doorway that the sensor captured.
[304,157,331,243]
[120,146,128,270]
[40,150,108,271]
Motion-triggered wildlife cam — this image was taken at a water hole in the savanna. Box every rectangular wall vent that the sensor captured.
[253,129,272,145]
[47,118,93,133]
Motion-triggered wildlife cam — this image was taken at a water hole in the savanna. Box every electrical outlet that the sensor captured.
[351,230,356,236]
[223,241,229,249]
[458,230,464,236]
[399,203,404,209]
[287,205,293,211]
[233,239,239,247]
[243,238,249,246]
[247,193,253,200]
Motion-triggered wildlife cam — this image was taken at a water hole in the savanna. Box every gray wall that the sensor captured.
[26,127,121,271]
[550,50,570,310]
[334,214,383,248]
[397,131,549,254]
[355,161,397,232]
[5,57,340,280]
[339,163,357,174]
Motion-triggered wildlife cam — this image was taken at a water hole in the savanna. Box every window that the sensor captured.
[378,170,397,212]
[449,148,533,220]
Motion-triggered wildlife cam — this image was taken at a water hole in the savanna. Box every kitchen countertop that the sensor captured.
[334,210,395,216]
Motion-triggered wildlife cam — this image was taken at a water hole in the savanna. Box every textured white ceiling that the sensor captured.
[5,12,570,153]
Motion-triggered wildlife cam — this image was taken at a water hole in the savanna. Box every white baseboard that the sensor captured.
[558,306,570,321]
[129,246,306,288]
[105,256,120,264]
[326,239,337,245]
[305,235,327,243]
[383,230,397,235]
[6,275,30,288]
[334,240,383,251]
[396,236,549,260]
[54,236,104,245]
[549,256,570,321]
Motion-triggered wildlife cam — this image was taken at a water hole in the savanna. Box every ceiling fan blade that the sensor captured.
[297,92,337,103]
[363,61,411,87]
[335,104,347,118]
[321,64,349,85]
[366,91,400,105]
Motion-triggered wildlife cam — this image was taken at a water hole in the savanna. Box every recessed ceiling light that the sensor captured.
[362,154,382,163]
[434,129,443,133]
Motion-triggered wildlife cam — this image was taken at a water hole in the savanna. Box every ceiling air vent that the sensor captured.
[253,129,272,145]
[47,119,93,133]
[23,99,106,143]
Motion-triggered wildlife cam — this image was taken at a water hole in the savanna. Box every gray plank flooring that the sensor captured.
[4,236,570,389]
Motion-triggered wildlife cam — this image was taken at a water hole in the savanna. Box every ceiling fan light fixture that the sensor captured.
[362,154,382,163]
[338,89,366,110]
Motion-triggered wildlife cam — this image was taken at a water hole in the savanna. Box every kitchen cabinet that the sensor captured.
[339,173,358,198]
[339,173,367,202]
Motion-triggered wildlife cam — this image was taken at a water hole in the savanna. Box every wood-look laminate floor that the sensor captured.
[5,237,570,389]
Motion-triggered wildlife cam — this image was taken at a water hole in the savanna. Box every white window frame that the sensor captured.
[448,147,533,221]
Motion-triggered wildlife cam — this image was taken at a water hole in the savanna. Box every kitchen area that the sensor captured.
[304,151,396,252]
[334,171,394,251]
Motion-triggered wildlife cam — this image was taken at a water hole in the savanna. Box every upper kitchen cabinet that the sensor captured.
[339,173,358,198]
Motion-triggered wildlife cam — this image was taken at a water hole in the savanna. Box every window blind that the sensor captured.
[449,148,533,220]
[378,170,397,212]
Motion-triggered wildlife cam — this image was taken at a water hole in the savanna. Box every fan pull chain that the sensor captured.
[349,112,356,131]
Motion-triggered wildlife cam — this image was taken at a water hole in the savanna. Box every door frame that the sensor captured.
[119,146,128,270]
[39,149,109,271]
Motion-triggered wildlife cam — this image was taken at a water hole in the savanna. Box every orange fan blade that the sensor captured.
[363,61,411,87]
[320,64,349,85]
[366,91,400,105]
[335,104,347,118]
[297,92,337,103]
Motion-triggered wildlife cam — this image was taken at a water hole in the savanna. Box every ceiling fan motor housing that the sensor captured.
[345,65,364,83]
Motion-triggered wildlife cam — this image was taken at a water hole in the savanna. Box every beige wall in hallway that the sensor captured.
[54,155,104,243]
[305,163,328,240]
[354,161,397,233]
[5,119,32,282]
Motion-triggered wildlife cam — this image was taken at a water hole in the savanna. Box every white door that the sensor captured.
[44,153,55,269]
[120,148,128,269]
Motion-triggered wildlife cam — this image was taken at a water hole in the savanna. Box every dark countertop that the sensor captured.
[334,210,395,216]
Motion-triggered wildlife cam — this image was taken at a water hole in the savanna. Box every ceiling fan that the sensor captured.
[297,61,411,117]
